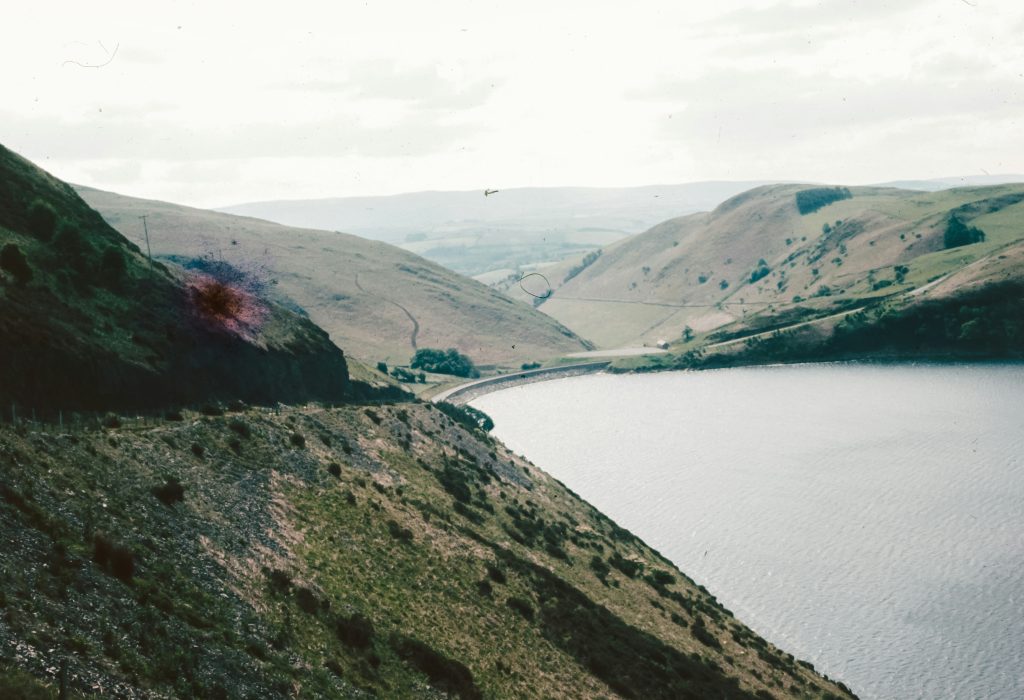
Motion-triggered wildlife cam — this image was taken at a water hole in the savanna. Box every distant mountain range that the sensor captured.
[219,177,1024,277]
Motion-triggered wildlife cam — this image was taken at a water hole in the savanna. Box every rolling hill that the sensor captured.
[0,144,350,412]
[536,183,1024,350]
[75,186,590,368]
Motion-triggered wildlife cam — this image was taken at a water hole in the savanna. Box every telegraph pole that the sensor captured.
[139,215,153,266]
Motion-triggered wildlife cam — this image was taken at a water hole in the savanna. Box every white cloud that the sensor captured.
[3,0,1023,207]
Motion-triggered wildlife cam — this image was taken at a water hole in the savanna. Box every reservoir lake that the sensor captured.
[471,363,1024,700]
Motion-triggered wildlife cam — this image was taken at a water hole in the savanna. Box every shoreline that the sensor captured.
[431,361,611,405]
[433,355,1024,406]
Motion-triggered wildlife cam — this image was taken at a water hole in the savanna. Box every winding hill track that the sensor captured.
[355,273,420,350]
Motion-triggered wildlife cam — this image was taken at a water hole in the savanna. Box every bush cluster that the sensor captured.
[410,348,479,378]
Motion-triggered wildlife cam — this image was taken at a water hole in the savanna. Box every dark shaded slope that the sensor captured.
[0,144,349,411]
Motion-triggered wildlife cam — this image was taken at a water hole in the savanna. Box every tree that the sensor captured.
[795,187,852,215]
[0,243,31,286]
[682,326,695,342]
[376,361,388,374]
[944,214,985,249]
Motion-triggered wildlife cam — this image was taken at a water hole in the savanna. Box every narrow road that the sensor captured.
[705,306,865,350]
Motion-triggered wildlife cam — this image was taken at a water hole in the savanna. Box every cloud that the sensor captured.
[0,109,481,161]
[278,59,500,112]
[705,0,930,35]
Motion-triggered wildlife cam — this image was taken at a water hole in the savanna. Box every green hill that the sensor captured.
[75,186,590,369]
[0,144,350,412]
[536,183,1024,351]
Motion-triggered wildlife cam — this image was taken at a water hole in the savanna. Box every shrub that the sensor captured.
[521,362,541,370]
[93,533,113,568]
[410,348,480,378]
[436,402,494,433]
[719,279,729,290]
[795,187,852,215]
[391,366,417,383]
[266,568,292,593]
[608,552,643,578]
[289,432,306,448]
[387,519,414,543]
[486,564,507,584]
[506,597,535,621]
[327,462,341,478]
[102,412,122,428]
[110,545,135,582]
[0,244,32,286]
[691,618,721,649]
[589,555,611,583]
[151,477,184,506]
[99,247,127,290]
[390,635,482,700]
[26,199,58,241]
[199,403,224,416]
[0,664,57,699]
[476,579,493,597]
[52,223,92,278]
[336,613,375,649]
[294,587,320,614]
[563,249,602,283]
[164,410,184,421]
[190,443,205,457]
[376,361,388,374]
[750,259,771,283]
[228,418,251,438]
[645,569,676,587]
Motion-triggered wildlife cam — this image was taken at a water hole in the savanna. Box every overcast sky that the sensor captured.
[5,1,1024,208]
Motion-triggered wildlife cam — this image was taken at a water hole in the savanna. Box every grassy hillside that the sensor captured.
[219,183,773,277]
[0,144,350,412]
[538,183,1024,349]
[0,401,855,699]
[76,187,590,368]
[621,241,1024,373]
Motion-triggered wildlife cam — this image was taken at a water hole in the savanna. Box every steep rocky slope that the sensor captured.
[0,402,855,699]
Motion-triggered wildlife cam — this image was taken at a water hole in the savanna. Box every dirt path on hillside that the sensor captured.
[354,273,420,350]
[705,306,865,350]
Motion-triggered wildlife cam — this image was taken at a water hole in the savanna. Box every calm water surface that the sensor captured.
[472,364,1024,700]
